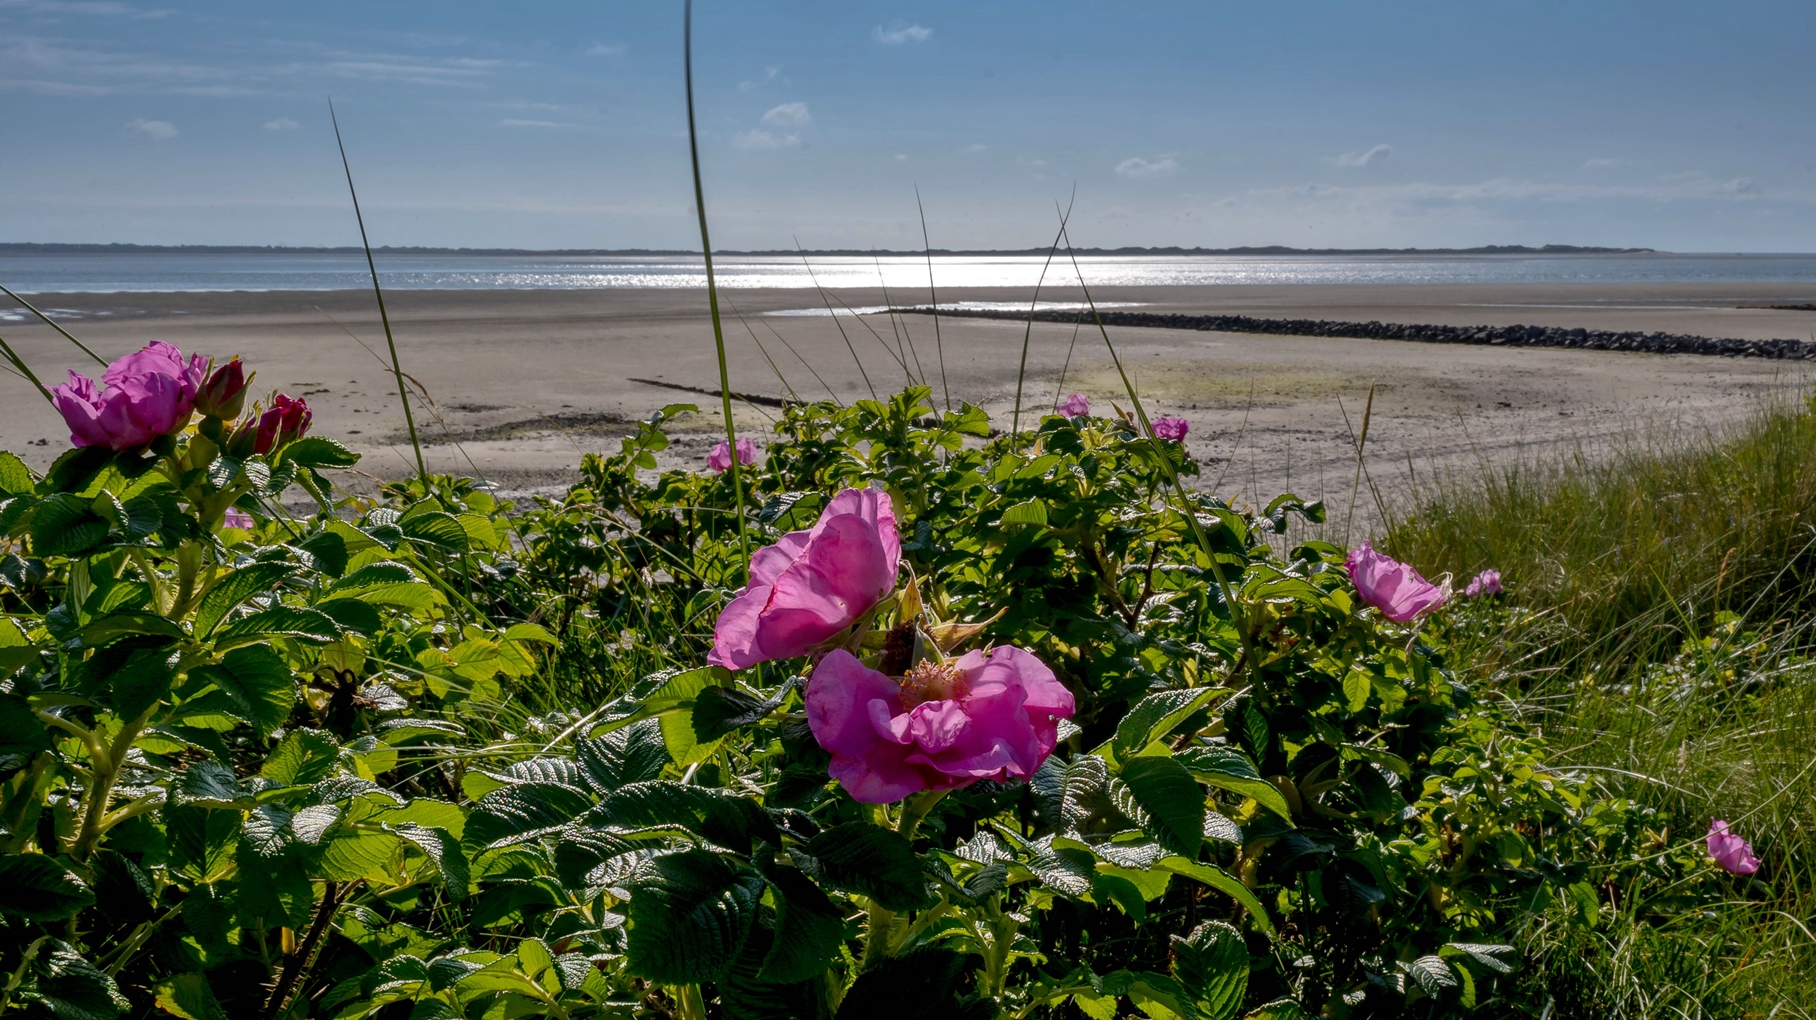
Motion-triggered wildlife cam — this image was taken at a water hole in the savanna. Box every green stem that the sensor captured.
[674,984,708,1020]
[71,704,155,863]
[862,789,948,970]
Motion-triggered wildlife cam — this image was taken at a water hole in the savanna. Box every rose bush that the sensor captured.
[0,377,1736,1020]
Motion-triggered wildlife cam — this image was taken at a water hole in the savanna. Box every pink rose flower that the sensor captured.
[52,340,206,450]
[1152,416,1190,441]
[1058,393,1090,417]
[223,508,254,530]
[195,358,251,419]
[707,436,758,474]
[253,394,312,455]
[708,488,901,669]
[1345,541,1446,622]
[1707,819,1761,875]
[805,646,1075,803]
[1464,569,1502,597]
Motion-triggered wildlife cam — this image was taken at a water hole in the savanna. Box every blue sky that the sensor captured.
[2,0,1813,251]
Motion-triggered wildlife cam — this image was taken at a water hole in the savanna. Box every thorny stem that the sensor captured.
[262,880,347,1020]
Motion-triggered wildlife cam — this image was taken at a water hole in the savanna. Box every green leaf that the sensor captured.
[1112,688,1226,760]
[1440,942,1516,975]
[1156,857,1272,933]
[0,451,35,495]
[594,781,778,854]
[194,563,297,636]
[259,729,341,786]
[0,692,53,757]
[38,446,112,496]
[192,645,296,736]
[576,718,670,791]
[834,948,971,1020]
[24,940,129,1020]
[759,866,848,984]
[108,646,177,720]
[625,849,766,984]
[0,854,95,921]
[400,511,469,552]
[294,529,349,577]
[73,611,184,649]
[177,760,245,808]
[1000,498,1049,526]
[212,606,341,650]
[1119,755,1204,858]
[691,684,781,743]
[166,805,240,882]
[1172,921,1248,1020]
[319,830,404,883]
[463,782,596,853]
[152,973,229,1020]
[1241,999,1311,1020]
[324,561,417,594]
[1177,745,1293,823]
[390,823,469,899]
[28,493,109,556]
[277,436,361,470]
[1032,752,1108,832]
[1399,955,1458,997]
[799,822,931,911]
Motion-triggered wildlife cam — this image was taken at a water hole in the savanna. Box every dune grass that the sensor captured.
[1385,392,1816,1014]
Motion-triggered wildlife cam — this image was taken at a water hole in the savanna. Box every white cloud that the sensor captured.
[894,154,907,161]
[0,1,170,17]
[125,117,175,139]
[873,22,932,45]
[738,65,779,91]
[761,101,810,127]
[264,116,298,130]
[1115,156,1178,179]
[1336,143,1392,167]
[498,118,565,128]
[735,129,799,149]
[963,143,986,152]
[586,42,626,57]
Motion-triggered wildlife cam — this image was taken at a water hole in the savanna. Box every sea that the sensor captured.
[3,252,1816,296]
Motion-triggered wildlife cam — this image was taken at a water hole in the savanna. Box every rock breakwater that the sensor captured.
[900,307,1816,360]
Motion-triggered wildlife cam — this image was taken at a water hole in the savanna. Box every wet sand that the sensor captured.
[3,283,1813,520]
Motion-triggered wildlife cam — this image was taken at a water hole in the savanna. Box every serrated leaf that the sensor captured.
[194,562,298,637]
[1112,688,1224,759]
[0,451,34,495]
[691,684,781,742]
[594,781,778,855]
[177,759,244,807]
[28,493,109,556]
[1156,857,1272,933]
[1399,956,1457,997]
[797,821,931,911]
[319,830,404,883]
[1440,942,1516,975]
[391,823,470,900]
[1119,755,1204,858]
[73,610,185,649]
[400,511,469,552]
[760,866,847,984]
[463,782,595,853]
[1173,921,1248,1020]
[1032,752,1108,832]
[1177,745,1293,823]
[26,940,129,1020]
[192,644,295,736]
[278,436,361,469]
[152,973,229,1020]
[212,605,340,650]
[1000,498,1049,526]
[576,718,670,791]
[625,849,765,984]
[0,854,95,921]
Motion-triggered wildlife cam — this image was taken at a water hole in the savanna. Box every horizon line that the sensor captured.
[0,242,1681,258]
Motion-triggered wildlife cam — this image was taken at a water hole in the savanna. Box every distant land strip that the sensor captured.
[0,242,1656,257]
[899,307,1816,360]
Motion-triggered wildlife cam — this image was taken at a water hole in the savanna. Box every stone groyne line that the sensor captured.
[896,307,1816,360]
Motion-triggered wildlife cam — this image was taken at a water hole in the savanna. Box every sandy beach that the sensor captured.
[4,282,1813,519]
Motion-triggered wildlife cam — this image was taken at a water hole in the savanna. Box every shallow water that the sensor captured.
[6,252,1816,294]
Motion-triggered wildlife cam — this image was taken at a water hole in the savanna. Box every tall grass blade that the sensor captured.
[684,0,749,559]
[328,99,428,487]
[876,256,925,385]
[1011,189,1074,438]
[0,332,54,404]
[1058,218,1251,667]
[0,283,105,365]
[914,186,950,410]
[794,239,877,401]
